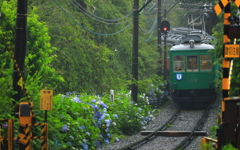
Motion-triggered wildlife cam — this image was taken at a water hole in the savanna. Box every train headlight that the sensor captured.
[189,39,195,48]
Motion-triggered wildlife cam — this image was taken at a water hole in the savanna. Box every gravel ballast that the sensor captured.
[97,97,221,150]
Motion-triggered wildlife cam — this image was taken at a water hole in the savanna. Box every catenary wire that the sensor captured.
[69,0,131,25]
[145,2,158,14]
[139,12,158,34]
[52,0,132,36]
[141,17,157,41]
[72,0,133,22]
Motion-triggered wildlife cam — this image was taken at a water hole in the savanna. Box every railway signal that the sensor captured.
[161,20,170,34]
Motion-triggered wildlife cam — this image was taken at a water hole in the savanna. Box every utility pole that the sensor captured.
[157,0,162,76]
[13,0,27,113]
[13,0,29,149]
[163,9,167,80]
[132,0,139,103]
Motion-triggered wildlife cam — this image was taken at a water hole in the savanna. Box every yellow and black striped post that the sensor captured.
[41,123,48,150]
[19,102,33,150]
[211,1,240,149]
[222,2,231,99]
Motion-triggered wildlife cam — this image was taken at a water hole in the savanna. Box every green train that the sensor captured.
[169,34,217,108]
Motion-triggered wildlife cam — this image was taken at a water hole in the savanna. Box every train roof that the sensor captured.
[170,43,214,51]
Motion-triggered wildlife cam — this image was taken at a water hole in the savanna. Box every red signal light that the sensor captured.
[161,20,170,34]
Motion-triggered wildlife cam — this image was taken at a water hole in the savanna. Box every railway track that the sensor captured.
[118,103,212,150]
[173,104,211,150]
[118,109,180,150]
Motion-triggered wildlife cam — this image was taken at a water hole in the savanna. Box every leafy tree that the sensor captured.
[0,0,63,113]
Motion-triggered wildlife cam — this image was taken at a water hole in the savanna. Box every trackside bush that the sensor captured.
[34,91,154,149]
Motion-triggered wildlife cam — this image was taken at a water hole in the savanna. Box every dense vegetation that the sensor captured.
[1,0,239,149]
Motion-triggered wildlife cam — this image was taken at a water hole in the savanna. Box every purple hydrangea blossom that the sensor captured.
[2,124,8,128]
[79,126,86,130]
[81,143,88,150]
[115,137,120,142]
[61,125,69,132]
[105,139,109,145]
[73,97,81,103]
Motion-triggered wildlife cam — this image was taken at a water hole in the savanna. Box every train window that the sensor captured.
[187,56,198,72]
[200,55,212,71]
[173,56,184,72]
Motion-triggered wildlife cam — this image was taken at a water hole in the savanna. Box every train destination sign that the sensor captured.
[40,90,53,110]
[224,44,240,58]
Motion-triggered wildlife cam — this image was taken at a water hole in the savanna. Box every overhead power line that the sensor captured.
[139,11,158,34]
[140,17,157,41]
[52,0,132,36]
[69,0,131,25]
[71,0,133,22]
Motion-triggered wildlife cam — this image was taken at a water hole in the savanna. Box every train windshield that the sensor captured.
[187,56,198,72]
[173,56,184,72]
[200,55,212,71]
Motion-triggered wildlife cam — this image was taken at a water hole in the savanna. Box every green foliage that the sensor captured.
[211,5,240,96]
[0,0,174,149]
[221,144,238,150]
[27,0,169,94]
[0,51,16,118]
[141,75,169,108]
[0,0,63,121]
[35,91,154,149]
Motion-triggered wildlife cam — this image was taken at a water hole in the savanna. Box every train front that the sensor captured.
[169,39,216,109]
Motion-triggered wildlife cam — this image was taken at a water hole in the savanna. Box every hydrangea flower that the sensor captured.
[105,139,109,145]
[83,139,88,143]
[115,137,120,142]
[73,97,81,103]
[99,114,105,121]
[81,143,88,150]
[66,92,71,95]
[94,140,101,148]
[103,108,107,113]
[91,99,96,103]
[69,136,74,139]
[61,125,69,132]
[105,119,111,127]
[86,132,90,136]
[114,114,118,118]
[2,124,8,128]
[79,126,86,130]
[91,105,99,110]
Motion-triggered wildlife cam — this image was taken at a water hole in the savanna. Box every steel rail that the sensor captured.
[173,103,212,150]
[118,109,180,150]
